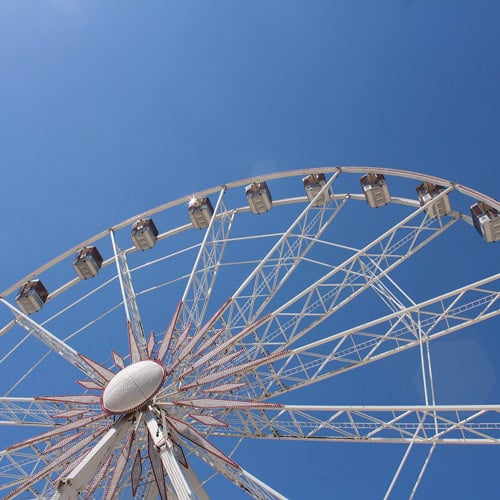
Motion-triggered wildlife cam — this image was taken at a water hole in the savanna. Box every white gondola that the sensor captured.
[471,202,500,242]
[15,279,49,315]
[73,246,103,279]
[131,218,159,250]
[416,182,451,218]
[360,173,390,208]
[302,173,331,206]
[245,182,272,214]
[188,197,214,229]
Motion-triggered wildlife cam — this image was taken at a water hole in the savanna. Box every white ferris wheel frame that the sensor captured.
[0,166,498,499]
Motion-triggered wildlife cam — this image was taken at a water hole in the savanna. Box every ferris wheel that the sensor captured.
[0,167,498,499]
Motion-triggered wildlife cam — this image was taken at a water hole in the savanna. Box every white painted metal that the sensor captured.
[2,166,497,298]
[179,187,232,330]
[254,274,499,398]
[110,229,148,358]
[220,404,500,443]
[144,409,195,500]
[182,439,288,500]
[0,299,101,383]
[0,167,498,498]
[102,360,165,414]
[53,417,131,499]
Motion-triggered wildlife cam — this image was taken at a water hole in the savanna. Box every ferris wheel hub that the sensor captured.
[101,360,166,414]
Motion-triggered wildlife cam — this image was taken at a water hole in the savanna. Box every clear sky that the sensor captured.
[0,1,499,498]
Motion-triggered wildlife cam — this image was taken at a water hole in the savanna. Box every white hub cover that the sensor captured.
[102,360,166,414]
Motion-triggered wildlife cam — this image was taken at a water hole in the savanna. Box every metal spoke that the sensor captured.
[181,197,461,400]
[409,443,436,500]
[177,174,347,389]
[0,167,497,498]
[0,397,81,427]
[181,439,287,500]
[179,187,233,331]
[220,404,500,444]
[384,419,424,500]
[110,230,148,358]
[0,300,101,384]
[251,188,457,355]
[224,171,342,328]
[249,274,499,397]
[54,417,132,499]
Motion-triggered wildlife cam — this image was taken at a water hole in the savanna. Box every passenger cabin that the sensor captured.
[245,182,272,214]
[188,197,214,229]
[302,173,331,206]
[360,173,390,208]
[416,182,451,218]
[16,279,49,315]
[73,246,103,279]
[131,218,159,250]
[471,202,500,242]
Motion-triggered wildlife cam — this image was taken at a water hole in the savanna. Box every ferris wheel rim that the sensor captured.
[0,166,498,498]
[1,165,498,299]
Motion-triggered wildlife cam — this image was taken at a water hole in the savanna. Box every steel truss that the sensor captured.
[111,231,148,358]
[222,405,500,444]
[178,188,461,399]
[0,398,89,428]
[249,274,499,397]
[0,167,498,499]
[179,188,233,331]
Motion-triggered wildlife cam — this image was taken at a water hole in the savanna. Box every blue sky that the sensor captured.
[0,1,499,498]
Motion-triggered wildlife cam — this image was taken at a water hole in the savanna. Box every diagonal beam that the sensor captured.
[224,171,343,330]
[182,174,346,388]
[253,274,499,397]
[185,191,460,400]
[256,187,457,353]
[179,187,232,331]
[3,422,113,499]
[181,438,288,500]
[110,230,147,359]
[54,417,132,499]
[0,397,81,428]
[0,299,102,383]
[103,427,135,500]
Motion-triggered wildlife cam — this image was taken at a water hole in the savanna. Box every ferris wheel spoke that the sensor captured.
[0,168,497,498]
[0,397,91,427]
[221,404,500,444]
[102,425,135,500]
[52,416,132,499]
[223,172,343,330]
[178,187,233,331]
[178,177,347,387]
[110,230,148,358]
[0,448,53,495]
[83,451,114,499]
[247,274,499,398]
[239,189,458,362]
[1,418,114,499]
[0,299,104,383]
[181,439,287,500]
[365,268,439,407]
[0,399,115,495]
[196,195,460,398]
